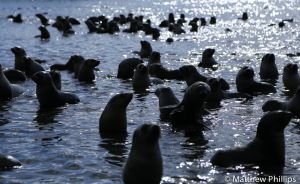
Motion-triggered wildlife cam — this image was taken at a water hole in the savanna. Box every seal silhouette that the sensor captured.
[179,65,230,90]
[149,63,183,80]
[169,82,211,130]
[50,55,85,72]
[36,13,50,26]
[76,59,100,82]
[32,71,80,108]
[0,154,22,170]
[0,64,24,100]
[155,87,180,119]
[132,64,151,91]
[117,58,143,79]
[236,66,276,95]
[282,63,300,93]
[206,78,251,106]
[23,56,45,77]
[11,47,27,71]
[133,41,153,58]
[36,26,50,40]
[262,86,300,117]
[198,48,218,68]
[259,53,279,80]
[123,124,163,184]
[211,111,292,168]
[99,93,133,137]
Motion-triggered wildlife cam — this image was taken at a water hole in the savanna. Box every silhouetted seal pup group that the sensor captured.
[1,8,299,184]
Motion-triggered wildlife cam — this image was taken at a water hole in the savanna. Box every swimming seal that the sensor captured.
[117,58,143,79]
[11,47,27,71]
[262,86,300,117]
[0,64,24,100]
[32,71,80,108]
[123,124,162,184]
[23,56,45,77]
[198,48,218,68]
[36,13,50,26]
[211,111,292,169]
[206,78,251,106]
[132,64,151,92]
[169,82,211,130]
[133,41,153,58]
[259,53,279,80]
[0,154,22,170]
[149,63,183,80]
[282,63,300,93]
[179,65,230,90]
[99,93,133,137]
[155,87,180,119]
[50,55,85,72]
[36,26,50,40]
[76,59,100,82]
[236,66,276,95]
[7,13,23,23]
[148,51,161,67]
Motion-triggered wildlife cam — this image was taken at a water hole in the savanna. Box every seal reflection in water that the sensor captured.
[211,111,292,171]
[123,124,163,184]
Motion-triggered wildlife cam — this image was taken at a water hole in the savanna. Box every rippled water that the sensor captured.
[0,0,300,183]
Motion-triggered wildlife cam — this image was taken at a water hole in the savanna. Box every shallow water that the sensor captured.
[0,0,300,183]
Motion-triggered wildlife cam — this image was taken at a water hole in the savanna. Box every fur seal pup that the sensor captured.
[3,69,26,83]
[23,56,45,77]
[149,63,183,80]
[198,48,218,68]
[179,65,230,90]
[132,64,151,92]
[259,53,279,80]
[50,55,85,72]
[0,154,22,170]
[211,111,292,169]
[148,52,161,67]
[35,26,50,40]
[133,41,153,58]
[206,78,251,106]
[262,86,300,117]
[7,13,23,23]
[0,64,24,100]
[282,63,300,93]
[155,87,180,119]
[236,66,276,95]
[210,16,216,24]
[123,124,162,184]
[11,47,27,71]
[238,12,248,21]
[99,93,133,137]
[76,59,100,82]
[169,82,211,130]
[117,58,143,79]
[36,13,50,26]
[32,71,79,108]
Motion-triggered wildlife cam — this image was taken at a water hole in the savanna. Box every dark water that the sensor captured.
[0,0,300,183]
